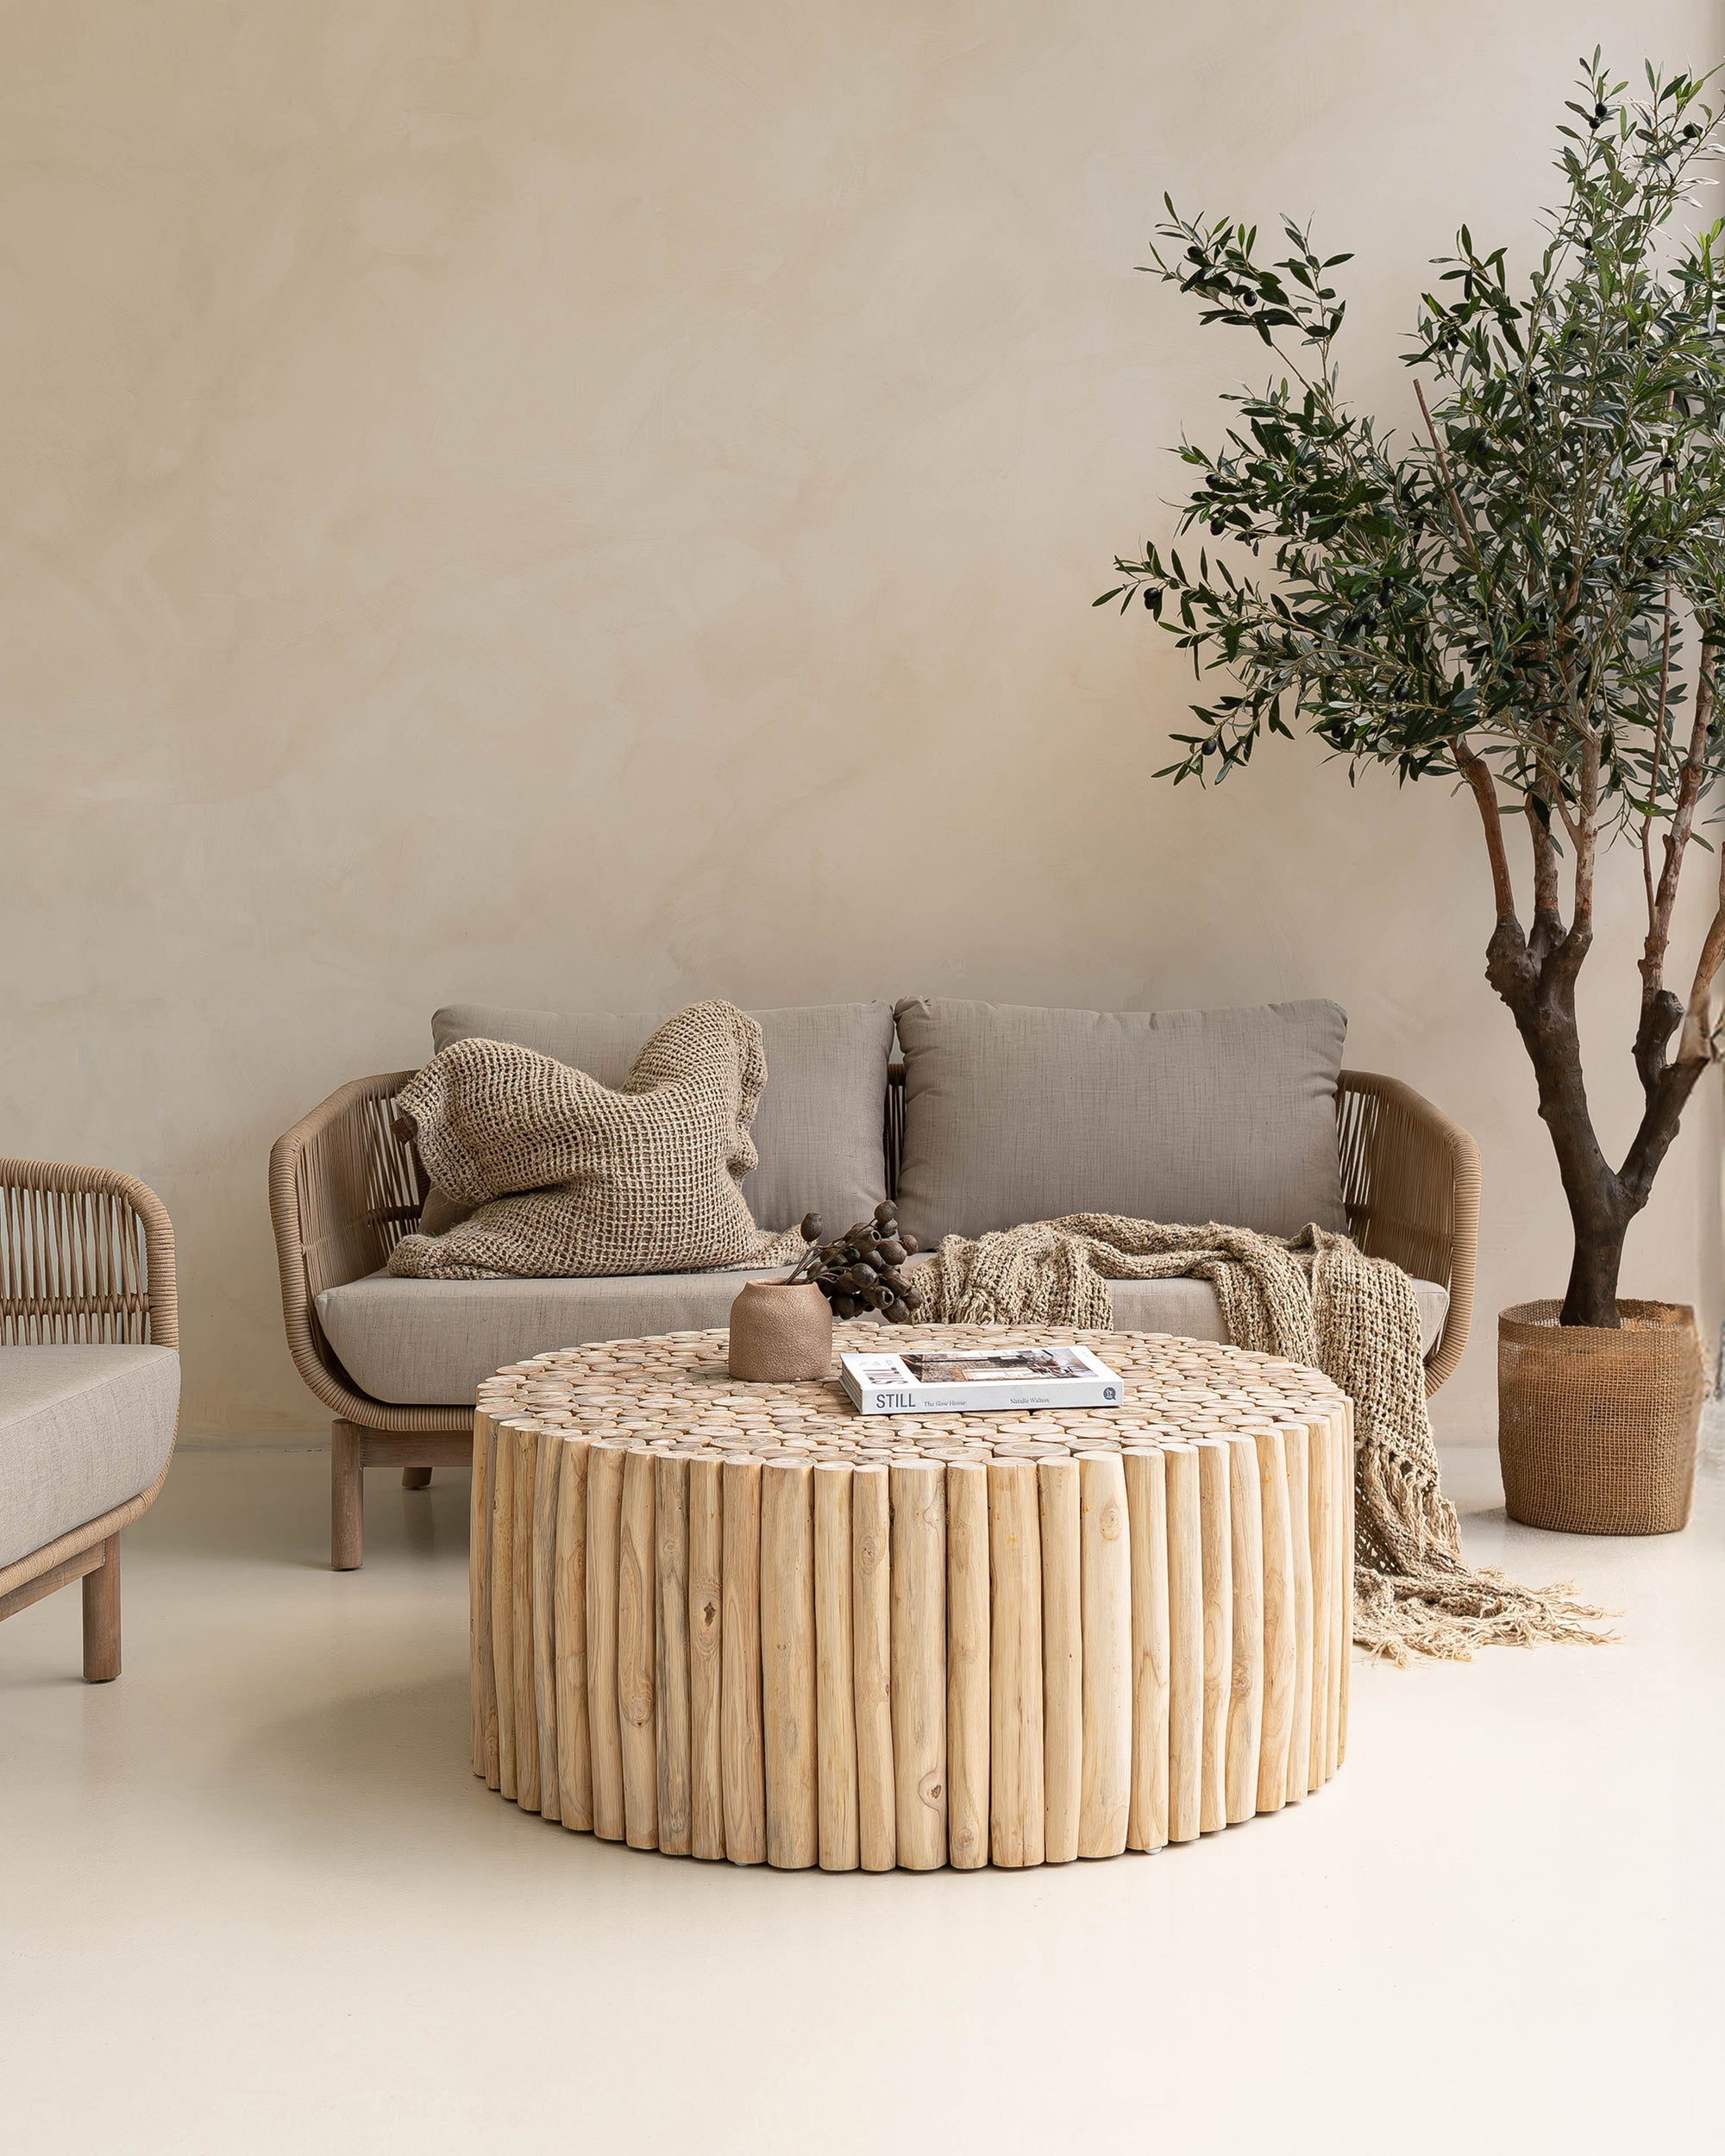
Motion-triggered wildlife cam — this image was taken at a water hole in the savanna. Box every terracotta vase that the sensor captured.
[1497,1299,1705,1534]
[727,1281,834,1383]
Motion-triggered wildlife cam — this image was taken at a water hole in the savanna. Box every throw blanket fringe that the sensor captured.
[910,1215,1612,1664]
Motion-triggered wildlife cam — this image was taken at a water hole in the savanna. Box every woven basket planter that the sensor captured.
[1497,1299,1705,1535]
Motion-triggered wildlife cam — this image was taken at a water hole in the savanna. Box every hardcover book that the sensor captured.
[838,1343,1124,1416]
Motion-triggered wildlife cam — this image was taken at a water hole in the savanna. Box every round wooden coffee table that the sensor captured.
[469,1322,1353,1870]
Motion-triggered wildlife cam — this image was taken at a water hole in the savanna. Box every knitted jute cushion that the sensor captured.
[387,1002,806,1282]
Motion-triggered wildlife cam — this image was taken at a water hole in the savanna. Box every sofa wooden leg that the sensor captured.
[82,1536,121,1682]
[333,1423,364,1570]
[403,1466,432,1490]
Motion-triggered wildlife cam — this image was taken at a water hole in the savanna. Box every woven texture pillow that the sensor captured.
[428,999,895,1235]
[386,1001,806,1281]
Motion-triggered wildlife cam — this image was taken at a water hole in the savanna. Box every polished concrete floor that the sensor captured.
[3,1441,1721,2154]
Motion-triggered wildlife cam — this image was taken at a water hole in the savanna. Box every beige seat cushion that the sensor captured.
[0,1345,179,1570]
[315,1265,1446,1408]
[894,997,1349,1247]
[431,1000,894,1236]
[317,1266,790,1406]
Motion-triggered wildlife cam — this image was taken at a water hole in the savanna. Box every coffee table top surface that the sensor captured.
[477,1321,1344,1461]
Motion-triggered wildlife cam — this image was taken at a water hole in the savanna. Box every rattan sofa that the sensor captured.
[271,1002,1478,1570]
[0,1161,179,1680]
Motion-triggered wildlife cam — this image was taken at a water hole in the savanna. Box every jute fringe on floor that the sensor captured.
[910,1216,1613,1664]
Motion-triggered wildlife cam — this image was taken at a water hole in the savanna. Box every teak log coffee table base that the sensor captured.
[469,1324,1354,1870]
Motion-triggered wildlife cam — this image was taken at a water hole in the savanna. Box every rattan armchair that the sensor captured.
[0,1160,179,1678]
[272,1062,1478,1570]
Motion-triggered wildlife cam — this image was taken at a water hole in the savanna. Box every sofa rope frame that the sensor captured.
[1334,1072,1477,1395]
[270,1063,1479,1438]
[0,1158,180,1619]
[268,1073,467,1435]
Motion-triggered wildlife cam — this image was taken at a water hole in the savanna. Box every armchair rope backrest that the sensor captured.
[0,1161,179,1351]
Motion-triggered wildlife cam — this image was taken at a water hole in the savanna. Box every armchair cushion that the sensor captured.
[893,997,1350,1246]
[0,1345,179,1570]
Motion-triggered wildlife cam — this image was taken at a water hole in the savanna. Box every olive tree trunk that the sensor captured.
[1486,918,1703,1328]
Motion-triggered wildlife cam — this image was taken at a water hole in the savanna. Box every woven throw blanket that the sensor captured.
[912,1215,1609,1663]
[387,1001,806,1282]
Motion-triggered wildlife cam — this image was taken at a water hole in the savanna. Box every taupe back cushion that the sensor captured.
[432,1001,894,1235]
[893,997,1348,1245]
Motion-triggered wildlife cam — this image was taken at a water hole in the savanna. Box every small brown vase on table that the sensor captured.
[728,1282,834,1382]
[1497,1299,1706,1535]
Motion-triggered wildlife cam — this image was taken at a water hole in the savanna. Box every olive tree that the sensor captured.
[1103,56,1725,1326]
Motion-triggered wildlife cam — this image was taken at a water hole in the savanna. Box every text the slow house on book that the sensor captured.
[838,1344,1124,1416]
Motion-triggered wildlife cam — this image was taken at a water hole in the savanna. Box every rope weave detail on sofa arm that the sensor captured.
[1336,1070,1479,1395]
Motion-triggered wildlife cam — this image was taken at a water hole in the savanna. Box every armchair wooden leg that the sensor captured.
[333,1422,364,1571]
[82,1537,121,1683]
[403,1466,432,1490]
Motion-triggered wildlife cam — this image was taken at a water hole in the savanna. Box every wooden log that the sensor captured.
[470,1411,491,1780]
[1338,1398,1355,1768]
[988,1456,1044,1868]
[813,1462,859,1871]
[851,1462,896,1871]
[554,1435,593,1832]
[489,1418,518,1802]
[472,1412,499,1788]
[687,1452,724,1859]
[720,1454,766,1865]
[655,1451,692,1855]
[532,1426,562,1821]
[1282,1421,1314,1805]
[512,1423,540,1811]
[761,1457,818,1869]
[1078,1451,1131,1859]
[890,1457,947,1871]
[1307,1413,1333,1795]
[1163,1443,1202,1845]
[1122,1447,1170,1853]
[1326,1407,1348,1783]
[1038,1454,1082,1864]
[944,1458,989,1871]
[1224,1432,1264,1826]
[1195,1438,1232,1833]
[585,1437,627,1841]
[618,1445,657,1849]
[1253,1426,1295,1816]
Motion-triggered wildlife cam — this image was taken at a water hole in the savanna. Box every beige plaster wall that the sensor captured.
[3,0,1721,1441]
